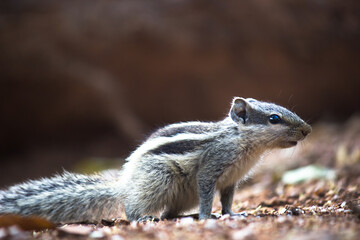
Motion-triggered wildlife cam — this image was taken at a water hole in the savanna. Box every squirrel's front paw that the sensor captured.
[227,211,248,218]
[221,209,248,218]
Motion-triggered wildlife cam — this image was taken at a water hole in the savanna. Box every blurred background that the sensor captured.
[0,0,359,188]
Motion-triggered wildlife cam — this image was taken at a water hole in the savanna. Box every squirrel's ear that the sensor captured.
[230,97,249,124]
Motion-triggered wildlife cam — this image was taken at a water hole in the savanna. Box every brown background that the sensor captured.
[0,0,359,187]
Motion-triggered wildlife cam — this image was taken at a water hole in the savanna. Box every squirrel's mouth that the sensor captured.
[288,141,298,146]
[280,140,298,148]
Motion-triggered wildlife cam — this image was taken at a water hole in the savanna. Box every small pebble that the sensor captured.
[90,231,105,239]
[204,219,218,229]
[232,225,254,240]
[178,217,194,226]
[111,235,125,240]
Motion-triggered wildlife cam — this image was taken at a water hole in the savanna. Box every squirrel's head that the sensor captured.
[229,97,312,149]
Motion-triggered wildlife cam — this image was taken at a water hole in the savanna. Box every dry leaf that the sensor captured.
[0,214,55,231]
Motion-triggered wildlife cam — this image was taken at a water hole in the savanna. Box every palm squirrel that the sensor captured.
[0,97,311,222]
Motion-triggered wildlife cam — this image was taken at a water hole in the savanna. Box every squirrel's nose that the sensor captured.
[301,124,312,137]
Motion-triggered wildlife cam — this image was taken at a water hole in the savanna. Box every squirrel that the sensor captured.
[0,97,311,223]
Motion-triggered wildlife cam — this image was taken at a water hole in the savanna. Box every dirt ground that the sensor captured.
[1,116,359,239]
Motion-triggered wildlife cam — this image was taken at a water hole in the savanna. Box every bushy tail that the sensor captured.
[0,171,124,223]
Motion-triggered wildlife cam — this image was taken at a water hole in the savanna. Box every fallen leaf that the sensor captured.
[0,214,55,231]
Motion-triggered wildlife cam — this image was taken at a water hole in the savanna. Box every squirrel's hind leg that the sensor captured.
[160,208,179,220]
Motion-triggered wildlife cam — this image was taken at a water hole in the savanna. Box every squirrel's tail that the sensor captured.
[0,171,124,223]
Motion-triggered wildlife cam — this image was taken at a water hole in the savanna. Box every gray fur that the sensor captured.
[0,97,311,222]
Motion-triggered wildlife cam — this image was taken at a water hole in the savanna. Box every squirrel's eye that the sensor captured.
[269,114,281,124]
